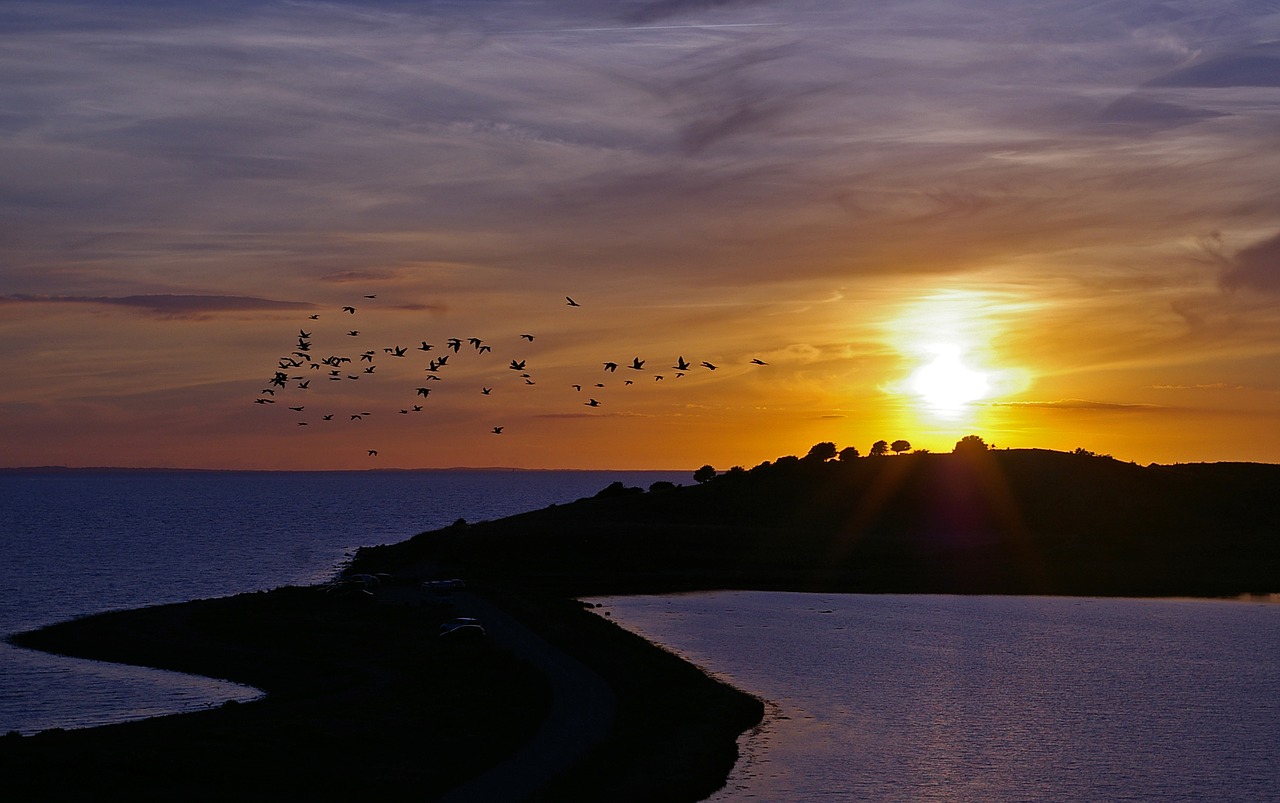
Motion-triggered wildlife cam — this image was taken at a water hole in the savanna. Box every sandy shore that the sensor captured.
[3,579,762,800]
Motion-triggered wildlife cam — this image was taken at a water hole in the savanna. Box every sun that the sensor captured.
[910,345,990,414]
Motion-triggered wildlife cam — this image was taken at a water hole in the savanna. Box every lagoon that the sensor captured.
[595,592,1280,802]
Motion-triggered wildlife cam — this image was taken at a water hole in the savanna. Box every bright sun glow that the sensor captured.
[910,345,990,413]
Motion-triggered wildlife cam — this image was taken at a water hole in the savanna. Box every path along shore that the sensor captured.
[3,577,763,801]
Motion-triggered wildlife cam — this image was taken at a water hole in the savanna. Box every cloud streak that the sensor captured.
[0,294,315,317]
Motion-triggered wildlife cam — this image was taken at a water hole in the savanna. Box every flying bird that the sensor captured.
[289,406,304,412]
[701,361,718,370]
[364,294,377,299]
[447,338,462,352]
[390,346,406,357]
[347,330,360,336]
[566,296,580,306]
[342,306,356,314]
[322,415,333,420]
[520,334,535,341]
[299,330,311,338]
[751,358,768,365]
[308,314,320,320]
[416,387,431,397]
[585,398,601,407]
[572,384,582,391]
[509,359,526,371]
[674,356,691,371]
[482,387,492,395]
[629,357,645,370]
[603,362,618,372]
[418,342,433,351]
[368,449,378,456]
[492,426,504,434]
[297,380,310,389]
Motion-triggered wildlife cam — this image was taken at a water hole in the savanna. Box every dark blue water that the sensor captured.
[0,469,684,734]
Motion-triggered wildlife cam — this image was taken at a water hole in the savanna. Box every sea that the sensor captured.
[0,468,684,735]
[6,471,1279,801]
[594,591,1280,802]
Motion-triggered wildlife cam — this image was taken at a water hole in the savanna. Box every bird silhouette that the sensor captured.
[342,306,356,314]
[322,414,334,420]
[492,426,504,434]
[254,398,274,404]
[299,330,311,338]
[520,333,535,341]
[351,414,363,420]
[364,366,375,374]
[566,296,580,306]
[418,342,433,351]
[629,357,645,370]
[289,406,305,411]
[674,356,691,371]
[701,361,718,370]
[509,359,526,371]
[368,449,378,456]
[364,294,377,299]
[603,362,618,372]
[347,330,360,336]
[308,314,320,320]
[447,338,462,352]
[297,380,310,389]
[572,384,582,391]
[585,398,601,407]
[413,405,423,412]
[391,346,406,357]
[416,387,431,397]
[750,358,768,365]
[482,388,492,395]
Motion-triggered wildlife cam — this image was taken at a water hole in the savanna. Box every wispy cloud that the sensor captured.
[0,294,314,317]
[992,399,1166,411]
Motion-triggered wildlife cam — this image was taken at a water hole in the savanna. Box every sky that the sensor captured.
[3,0,1280,470]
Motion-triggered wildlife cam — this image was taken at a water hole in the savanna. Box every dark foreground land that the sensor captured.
[6,448,1278,799]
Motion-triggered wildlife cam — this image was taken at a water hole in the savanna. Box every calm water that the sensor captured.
[0,469,683,735]
[595,592,1280,802]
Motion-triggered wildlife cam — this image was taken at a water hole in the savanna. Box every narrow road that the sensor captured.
[437,590,617,802]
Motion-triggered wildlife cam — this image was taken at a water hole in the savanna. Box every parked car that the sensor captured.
[438,617,485,639]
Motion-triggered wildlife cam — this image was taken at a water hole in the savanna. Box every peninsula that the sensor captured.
[6,444,1278,799]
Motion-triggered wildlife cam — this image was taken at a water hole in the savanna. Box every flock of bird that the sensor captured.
[253,294,768,458]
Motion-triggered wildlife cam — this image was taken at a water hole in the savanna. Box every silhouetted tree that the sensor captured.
[648,480,677,493]
[693,464,717,484]
[838,446,860,461]
[953,434,988,453]
[890,439,911,455]
[869,440,889,456]
[805,441,838,461]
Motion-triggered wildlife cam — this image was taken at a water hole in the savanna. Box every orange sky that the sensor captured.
[4,1,1280,470]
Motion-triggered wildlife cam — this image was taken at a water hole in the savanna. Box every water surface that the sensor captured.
[1,469,682,734]
[595,592,1280,802]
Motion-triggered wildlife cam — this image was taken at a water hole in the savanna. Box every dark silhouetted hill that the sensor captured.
[351,449,1280,598]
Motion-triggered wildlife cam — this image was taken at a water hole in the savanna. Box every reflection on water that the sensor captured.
[594,592,1280,802]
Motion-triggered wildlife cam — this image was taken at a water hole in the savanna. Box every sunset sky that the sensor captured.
[4,0,1280,470]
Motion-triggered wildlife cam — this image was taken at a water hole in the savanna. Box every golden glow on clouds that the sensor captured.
[5,2,1280,468]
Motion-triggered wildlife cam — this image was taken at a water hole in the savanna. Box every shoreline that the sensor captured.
[2,579,763,800]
